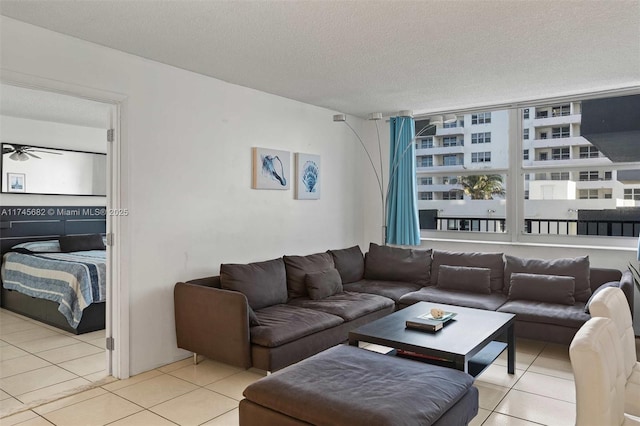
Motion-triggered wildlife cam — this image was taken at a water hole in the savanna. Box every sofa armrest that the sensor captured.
[618,270,635,319]
[174,281,252,368]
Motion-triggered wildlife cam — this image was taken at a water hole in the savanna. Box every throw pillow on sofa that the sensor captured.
[504,254,591,302]
[284,252,335,298]
[305,268,343,300]
[328,245,365,284]
[220,257,288,310]
[364,243,431,286]
[507,272,576,305]
[437,265,492,294]
[432,250,504,292]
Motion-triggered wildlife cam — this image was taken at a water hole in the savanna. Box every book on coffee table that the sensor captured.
[405,317,443,332]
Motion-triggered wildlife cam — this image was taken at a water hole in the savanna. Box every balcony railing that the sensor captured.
[435,217,506,233]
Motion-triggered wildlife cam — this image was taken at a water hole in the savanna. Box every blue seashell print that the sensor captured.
[261,155,287,186]
[302,161,318,192]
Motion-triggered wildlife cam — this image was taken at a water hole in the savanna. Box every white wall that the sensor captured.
[1,17,367,374]
[0,116,107,206]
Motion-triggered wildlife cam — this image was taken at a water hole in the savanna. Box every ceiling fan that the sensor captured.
[2,144,62,161]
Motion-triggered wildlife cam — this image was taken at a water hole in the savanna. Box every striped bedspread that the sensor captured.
[1,250,107,328]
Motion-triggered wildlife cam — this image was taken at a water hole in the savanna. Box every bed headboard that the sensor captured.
[0,206,107,256]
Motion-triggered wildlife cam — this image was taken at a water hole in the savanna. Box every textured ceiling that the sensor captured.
[1,0,639,117]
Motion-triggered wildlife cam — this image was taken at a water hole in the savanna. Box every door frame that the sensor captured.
[1,68,130,379]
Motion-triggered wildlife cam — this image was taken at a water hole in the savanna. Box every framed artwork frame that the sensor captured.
[295,153,320,200]
[7,173,26,193]
[252,147,290,190]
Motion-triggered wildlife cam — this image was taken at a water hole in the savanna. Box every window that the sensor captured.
[442,192,462,200]
[624,189,640,200]
[419,192,433,200]
[523,149,529,160]
[550,172,569,180]
[442,176,458,185]
[604,171,612,180]
[523,128,529,140]
[442,136,459,147]
[471,112,491,124]
[551,147,570,160]
[535,173,547,180]
[524,190,529,199]
[443,155,459,166]
[418,177,432,185]
[579,189,600,199]
[471,152,491,163]
[579,146,600,158]
[552,104,571,117]
[524,174,530,181]
[523,109,529,119]
[536,110,548,119]
[418,156,433,167]
[417,137,433,149]
[579,171,599,181]
[471,132,491,144]
[539,132,548,139]
[552,126,570,138]
[539,152,548,161]
[443,121,458,128]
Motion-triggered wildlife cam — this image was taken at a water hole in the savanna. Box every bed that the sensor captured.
[0,206,107,334]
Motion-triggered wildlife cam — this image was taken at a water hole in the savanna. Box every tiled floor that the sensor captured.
[0,309,107,418]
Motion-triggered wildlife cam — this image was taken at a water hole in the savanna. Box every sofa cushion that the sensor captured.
[398,287,508,311]
[242,344,476,426]
[497,300,590,328]
[305,268,343,300]
[584,281,621,313]
[248,306,261,326]
[328,245,365,284]
[364,243,431,286]
[288,291,394,321]
[220,258,288,310]
[284,252,335,299]
[343,279,422,303]
[432,250,504,293]
[437,265,492,294]
[507,273,576,306]
[250,304,344,348]
[504,255,591,302]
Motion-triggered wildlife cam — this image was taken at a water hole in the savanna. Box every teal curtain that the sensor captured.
[386,116,420,245]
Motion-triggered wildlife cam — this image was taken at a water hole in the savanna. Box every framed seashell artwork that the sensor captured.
[295,153,320,200]
[252,147,291,190]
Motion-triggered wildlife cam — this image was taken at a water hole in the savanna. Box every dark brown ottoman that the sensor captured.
[240,344,479,426]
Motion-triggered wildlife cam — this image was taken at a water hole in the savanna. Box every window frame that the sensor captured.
[415,87,640,249]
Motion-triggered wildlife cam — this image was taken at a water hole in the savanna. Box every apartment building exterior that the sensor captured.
[416,102,640,236]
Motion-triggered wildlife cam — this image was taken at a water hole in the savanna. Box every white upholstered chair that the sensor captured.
[570,317,640,426]
[589,287,640,416]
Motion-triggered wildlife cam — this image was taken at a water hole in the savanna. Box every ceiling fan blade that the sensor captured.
[29,149,63,155]
[26,152,42,159]
[2,147,15,154]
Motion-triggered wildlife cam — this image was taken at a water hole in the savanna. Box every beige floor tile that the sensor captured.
[156,357,194,373]
[150,388,238,426]
[474,364,525,388]
[57,352,106,376]
[32,388,107,415]
[35,342,103,364]
[14,335,79,353]
[83,370,109,383]
[493,348,537,370]
[86,338,105,349]
[17,377,92,405]
[42,393,143,426]
[101,369,163,392]
[513,370,575,403]
[202,407,239,425]
[0,409,39,426]
[206,370,265,401]
[168,359,243,387]
[495,389,575,426]
[109,410,177,425]
[111,374,198,408]
[482,412,542,425]
[0,339,9,347]
[0,354,51,379]
[473,382,510,410]
[73,329,106,343]
[514,338,546,355]
[468,408,492,426]
[0,344,29,362]
[11,415,54,426]
[528,355,574,381]
[0,389,11,400]
[0,320,41,335]
[2,328,61,344]
[0,365,78,396]
[0,396,27,417]
[539,343,570,360]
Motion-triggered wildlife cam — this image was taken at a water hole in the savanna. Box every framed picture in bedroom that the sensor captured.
[7,173,26,193]
[295,153,320,200]
[252,147,291,190]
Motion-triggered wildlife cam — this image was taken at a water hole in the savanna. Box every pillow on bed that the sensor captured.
[11,240,61,253]
[58,234,106,253]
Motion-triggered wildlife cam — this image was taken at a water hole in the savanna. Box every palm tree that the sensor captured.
[457,175,506,200]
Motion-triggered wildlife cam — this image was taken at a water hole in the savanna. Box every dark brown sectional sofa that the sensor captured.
[174,243,634,372]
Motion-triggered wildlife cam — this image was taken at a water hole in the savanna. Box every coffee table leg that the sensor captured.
[507,323,515,374]
[348,337,359,347]
[454,357,467,373]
